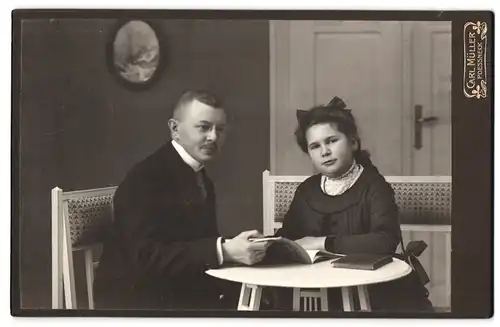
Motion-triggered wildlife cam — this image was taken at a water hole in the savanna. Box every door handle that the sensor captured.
[417,116,438,124]
[414,105,438,150]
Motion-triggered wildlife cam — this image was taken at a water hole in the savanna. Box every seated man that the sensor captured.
[94,90,270,310]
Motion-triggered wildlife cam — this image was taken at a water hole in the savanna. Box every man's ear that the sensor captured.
[168,119,179,139]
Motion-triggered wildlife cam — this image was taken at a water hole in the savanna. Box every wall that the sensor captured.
[19,18,269,308]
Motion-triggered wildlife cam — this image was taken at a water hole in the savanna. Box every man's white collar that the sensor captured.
[171,140,204,172]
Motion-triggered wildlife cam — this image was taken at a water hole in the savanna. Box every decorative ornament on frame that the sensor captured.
[463,21,488,99]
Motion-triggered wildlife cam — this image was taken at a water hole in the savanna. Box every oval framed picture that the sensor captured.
[107,19,166,90]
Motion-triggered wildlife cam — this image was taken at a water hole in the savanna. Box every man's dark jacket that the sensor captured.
[94,142,235,310]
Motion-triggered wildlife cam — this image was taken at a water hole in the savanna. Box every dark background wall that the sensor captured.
[19,18,269,308]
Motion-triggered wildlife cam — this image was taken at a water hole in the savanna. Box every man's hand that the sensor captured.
[295,236,327,251]
[222,230,270,265]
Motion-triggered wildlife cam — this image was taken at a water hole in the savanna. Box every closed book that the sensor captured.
[331,253,393,270]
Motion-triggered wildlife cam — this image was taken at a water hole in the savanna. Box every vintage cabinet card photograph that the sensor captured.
[10,6,493,320]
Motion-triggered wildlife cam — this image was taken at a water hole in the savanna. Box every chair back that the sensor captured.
[51,186,117,309]
[262,170,452,235]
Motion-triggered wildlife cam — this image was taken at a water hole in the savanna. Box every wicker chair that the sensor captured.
[51,186,117,309]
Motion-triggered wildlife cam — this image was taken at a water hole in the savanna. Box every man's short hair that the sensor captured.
[173,90,224,118]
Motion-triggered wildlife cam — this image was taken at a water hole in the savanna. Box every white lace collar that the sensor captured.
[320,160,364,196]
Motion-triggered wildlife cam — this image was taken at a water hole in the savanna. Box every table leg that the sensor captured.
[292,288,301,311]
[357,285,371,311]
[237,283,262,311]
[319,288,328,311]
[341,287,355,311]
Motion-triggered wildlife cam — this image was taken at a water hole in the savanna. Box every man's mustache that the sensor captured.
[201,143,217,151]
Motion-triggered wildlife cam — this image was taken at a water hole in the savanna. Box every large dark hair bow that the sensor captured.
[327,96,348,110]
[296,96,351,124]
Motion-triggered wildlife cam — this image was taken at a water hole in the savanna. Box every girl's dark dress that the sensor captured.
[274,161,433,312]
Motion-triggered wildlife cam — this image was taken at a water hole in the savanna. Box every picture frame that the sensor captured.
[106,19,166,91]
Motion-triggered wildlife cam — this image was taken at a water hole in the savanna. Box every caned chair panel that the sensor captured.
[384,177,452,225]
[263,171,452,235]
[51,186,117,309]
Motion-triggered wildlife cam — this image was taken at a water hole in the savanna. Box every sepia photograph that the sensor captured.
[10,9,493,319]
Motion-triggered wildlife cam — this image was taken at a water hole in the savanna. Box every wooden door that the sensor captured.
[410,21,452,176]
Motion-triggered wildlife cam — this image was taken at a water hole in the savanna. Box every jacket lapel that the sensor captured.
[160,143,212,222]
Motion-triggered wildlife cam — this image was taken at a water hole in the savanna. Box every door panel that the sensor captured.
[411,22,452,175]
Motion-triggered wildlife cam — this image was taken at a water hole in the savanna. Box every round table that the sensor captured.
[206,258,412,311]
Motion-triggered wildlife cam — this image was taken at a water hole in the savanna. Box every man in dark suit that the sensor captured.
[94,90,270,310]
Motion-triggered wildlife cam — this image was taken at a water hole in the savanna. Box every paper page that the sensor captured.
[263,237,312,264]
[306,250,321,263]
[307,249,345,263]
